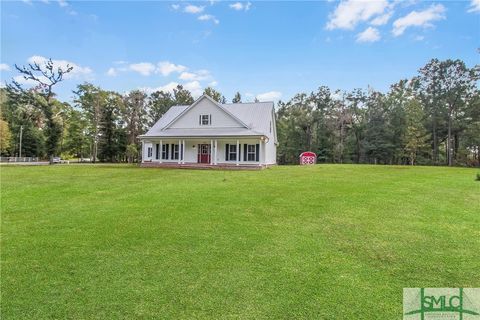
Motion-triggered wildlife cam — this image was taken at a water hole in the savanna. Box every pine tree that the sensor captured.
[232,92,242,103]
[203,87,226,103]
[404,98,430,165]
[148,90,175,126]
[173,85,194,105]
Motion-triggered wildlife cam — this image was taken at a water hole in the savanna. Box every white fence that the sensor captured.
[0,157,40,163]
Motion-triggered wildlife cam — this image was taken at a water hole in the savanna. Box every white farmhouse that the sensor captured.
[139,94,277,168]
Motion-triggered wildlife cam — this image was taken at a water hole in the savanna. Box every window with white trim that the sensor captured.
[171,144,179,160]
[200,114,211,125]
[162,144,169,160]
[247,144,256,161]
[147,147,152,158]
[228,144,237,161]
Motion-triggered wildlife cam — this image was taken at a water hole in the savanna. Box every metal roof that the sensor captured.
[222,102,274,137]
[141,98,275,139]
[141,128,264,138]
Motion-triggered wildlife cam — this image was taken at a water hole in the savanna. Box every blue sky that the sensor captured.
[1,0,479,103]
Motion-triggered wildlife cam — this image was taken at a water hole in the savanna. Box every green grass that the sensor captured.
[1,164,479,319]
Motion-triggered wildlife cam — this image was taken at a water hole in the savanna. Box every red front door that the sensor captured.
[197,144,211,163]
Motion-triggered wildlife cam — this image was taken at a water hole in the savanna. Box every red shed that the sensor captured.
[299,152,317,165]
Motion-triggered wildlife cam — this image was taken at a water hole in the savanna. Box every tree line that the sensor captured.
[0,57,478,166]
[277,59,479,166]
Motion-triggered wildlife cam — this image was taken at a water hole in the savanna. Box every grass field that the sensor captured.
[1,164,479,319]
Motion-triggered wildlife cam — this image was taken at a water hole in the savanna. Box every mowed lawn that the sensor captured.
[1,164,479,319]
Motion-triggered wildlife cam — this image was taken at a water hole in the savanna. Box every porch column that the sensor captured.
[141,140,145,163]
[159,140,163,163]
[214,139,218,165]
[236,140,240,166]
[178,139,181,164]
[210,139,214,165]
[182,139,185,164]
[259,139,262,166]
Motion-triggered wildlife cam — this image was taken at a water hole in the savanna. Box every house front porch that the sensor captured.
[140,162,269,170]
[140,137,273,169]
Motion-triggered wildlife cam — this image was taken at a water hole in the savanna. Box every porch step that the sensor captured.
[140,162,267,170]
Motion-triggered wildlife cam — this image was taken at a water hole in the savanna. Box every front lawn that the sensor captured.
[1,164,479,319]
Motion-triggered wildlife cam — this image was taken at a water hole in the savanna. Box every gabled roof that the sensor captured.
[222,102,275,138]
[143,105,189,136]
[163,95,249,130]
[140,95,275,139]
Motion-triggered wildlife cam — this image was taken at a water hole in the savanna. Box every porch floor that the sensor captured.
[140,162,269,170]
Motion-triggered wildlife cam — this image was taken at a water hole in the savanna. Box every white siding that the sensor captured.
[264,138,277,164]
[140,95,278,166]
[169,98,244,129]
[143,142,152,161]
[143,138,275,165]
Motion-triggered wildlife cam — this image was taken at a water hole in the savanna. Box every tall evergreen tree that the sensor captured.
[404,98,430,165]
[203,87,226,103]
[364,91,393,164]
[99,93,122,162]
[123,90,147,162]
[74,83,107,163]
[345,89,367,163]
[148,90,175,126]
[63,108,88,160]
[232,92,242,103]
[173,85,194,105]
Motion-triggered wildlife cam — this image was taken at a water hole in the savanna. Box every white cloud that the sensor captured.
[198,14,219,24]
[179,72,197,81]
[179,69,211,81]
[171,4,180,10]
[53,0,77,15]
[140,82,180,94]
[326,0,390,30]
[209,81,218,87]
[156,61,187,76]
[183,80,203,97]
[26,55,92,79]
[356,26,381,43]
[414,35,425,41]
[184,4,204,14]
[256,91,282,101]
[140,81,203,97]
[370,11,392,26]
[229,2,251,11]
[0,63,11,72]
[106,67,117,77]
[21,0,32,5]
[468,0,480,13]
[57,0,68,7]
[129,62,156,76]
[112,61,187,77]
[392,4,445,36]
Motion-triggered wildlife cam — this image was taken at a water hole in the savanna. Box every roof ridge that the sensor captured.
[222,101,274,105]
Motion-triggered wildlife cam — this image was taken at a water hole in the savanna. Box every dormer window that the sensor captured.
[199,114,211,126]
